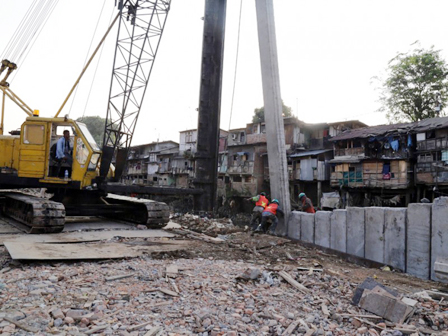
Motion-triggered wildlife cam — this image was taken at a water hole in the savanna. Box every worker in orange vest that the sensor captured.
[299,192,315,213]
[247,192,269,230]
[254,199,284,234]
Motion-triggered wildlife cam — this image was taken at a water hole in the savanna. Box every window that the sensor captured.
[153,177,158,182]
[23,124,44,145]
[76,138,89,165]
[225,176,230,183]
[233,154,238,161]
[184,161,188,166]
[245,176,252,183]
[233,176,242,182]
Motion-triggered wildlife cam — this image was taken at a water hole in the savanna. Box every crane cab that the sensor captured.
[17,117,101,189]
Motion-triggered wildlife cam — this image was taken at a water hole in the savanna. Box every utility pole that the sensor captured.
[194,0,227,213]
[255,0,291,234]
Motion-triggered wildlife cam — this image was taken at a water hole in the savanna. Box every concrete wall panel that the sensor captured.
[330,210,347,253]
[300,213,315,244]
[315,211,331,248]
[432,197,448,281]
[347,207,365,258]
[407,203,431,279]
[287,211,301,240]
[384,208,406,271]
[365,207,385,264]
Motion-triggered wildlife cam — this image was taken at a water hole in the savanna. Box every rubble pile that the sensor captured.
[0,252,447,335]
[171,214,245,236]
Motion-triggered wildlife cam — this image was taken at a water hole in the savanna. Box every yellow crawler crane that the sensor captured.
[0,1,174,233]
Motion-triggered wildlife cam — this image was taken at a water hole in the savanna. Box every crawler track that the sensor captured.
[0,192,65,233]
[104,194,170,229]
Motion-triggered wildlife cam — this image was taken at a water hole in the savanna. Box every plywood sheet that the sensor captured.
[0,229,175,246]
[4,241,190,260]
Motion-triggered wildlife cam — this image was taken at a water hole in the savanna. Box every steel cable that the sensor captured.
[228,0,243,132]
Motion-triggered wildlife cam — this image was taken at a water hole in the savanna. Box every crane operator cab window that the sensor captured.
[49,125,74,178]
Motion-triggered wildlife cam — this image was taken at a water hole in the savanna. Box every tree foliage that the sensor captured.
[76,116,105,146]
[252,100,292,123]
[379,46,448,123]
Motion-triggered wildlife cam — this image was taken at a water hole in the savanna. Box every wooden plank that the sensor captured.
[278,271,309,294]
[0,229,175,246]
[4,241,190,260]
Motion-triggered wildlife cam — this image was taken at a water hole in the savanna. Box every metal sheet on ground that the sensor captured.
[4,241,190,260]
[63,221,135,232]
[0,218,23,233]
[0,229,175,246]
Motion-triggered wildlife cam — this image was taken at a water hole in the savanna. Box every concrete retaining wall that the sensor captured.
[286,197,448,282]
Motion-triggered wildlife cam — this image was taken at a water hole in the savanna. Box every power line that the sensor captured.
[227,0,243,132]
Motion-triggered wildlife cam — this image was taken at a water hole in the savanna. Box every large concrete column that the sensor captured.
[194,0,227,213]
[255,0,291,234]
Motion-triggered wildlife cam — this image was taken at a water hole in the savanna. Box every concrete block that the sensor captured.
[330,209,347,253]
[406,203,431,279]
[431,197,448,281]
[365,207,385,264]
[287,211,301,240]
[315,211,331,248]
[346,207,365,258]
[299,213,315,244]
[384,208,406,271]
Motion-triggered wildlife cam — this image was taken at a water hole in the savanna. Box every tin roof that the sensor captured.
[330,116,448,141]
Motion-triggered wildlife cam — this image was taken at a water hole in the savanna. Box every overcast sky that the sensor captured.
[1,0,448,145]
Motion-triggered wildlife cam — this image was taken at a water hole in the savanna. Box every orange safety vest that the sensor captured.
[256,195,268,208]
[264,203,278,215]
[302,198,315,213]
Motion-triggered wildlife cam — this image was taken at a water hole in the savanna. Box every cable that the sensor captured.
[81,2,116,120]
[227,0,243,132]
[1,0,38,59]
[11,0,60,83]
[68,0,108,117]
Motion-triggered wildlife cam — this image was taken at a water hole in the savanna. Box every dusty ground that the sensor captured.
[0,214,446,335]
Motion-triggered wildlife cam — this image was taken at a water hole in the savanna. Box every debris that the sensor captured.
[158,288,179,297]
[357,285,414,324]
[3,316,39,333]
[144,326,162,336]
[236,268,261,281]
[278,270,310,294]
[426,289,448,300]
[127,321,153,331]
[352,277,398,306]
[165,264,178,278]
[105,273,135,281]
[282,318,300,335]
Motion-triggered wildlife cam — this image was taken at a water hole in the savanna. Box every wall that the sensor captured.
[286,198,448,283]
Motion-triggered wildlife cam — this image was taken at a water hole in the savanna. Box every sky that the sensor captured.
[1,0,448,145]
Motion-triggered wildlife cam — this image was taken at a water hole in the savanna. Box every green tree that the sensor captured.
[379,46,448,123]
[252,100,292,123]
[76,116,105,146]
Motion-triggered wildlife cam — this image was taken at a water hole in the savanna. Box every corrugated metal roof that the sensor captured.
[330,116,448,142]
[289,149,332,158]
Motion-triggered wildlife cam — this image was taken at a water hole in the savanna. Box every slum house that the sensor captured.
[288,120,366,208]
[172,129,229,188]
[412,116,448,200]
[123,141,179,186]
[218,117,305,199]
[329,123,414,207]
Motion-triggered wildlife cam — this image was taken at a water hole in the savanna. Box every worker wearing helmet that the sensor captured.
[246,192,269,230]
[299,192,315,213]
[254,198,284,234]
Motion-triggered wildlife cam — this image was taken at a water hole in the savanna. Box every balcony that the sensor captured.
[227,161,254,175]
[334,147,364,157]
[247,133,266,144]
[416,137,448,152]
